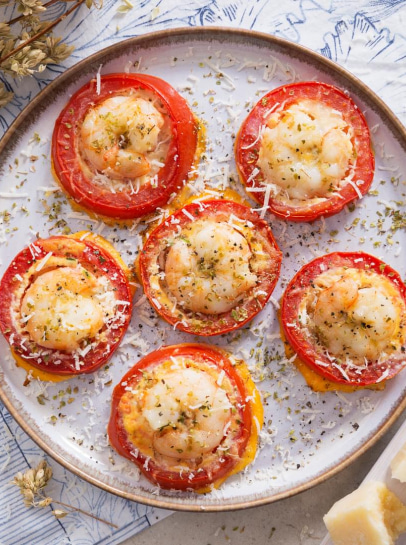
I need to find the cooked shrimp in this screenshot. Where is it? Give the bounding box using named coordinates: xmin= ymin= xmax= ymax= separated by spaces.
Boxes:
xmin=312 ymin=271 xmax=401 ymax=361
xmin=21 ymin=267 xmax=104 ymax=351
xmin=165 ymin=219 xmax=257 ymax=314
xmin=141 ymin=367 xmax=232 ymax=460
xmin=81 ymin=95 xmax=164 ymax=179
xmin=257 ymin=99 xmax=354 ymax=200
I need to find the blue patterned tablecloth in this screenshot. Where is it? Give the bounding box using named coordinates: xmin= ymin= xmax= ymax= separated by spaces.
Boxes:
xmin=0 ymin=405 xmax=169 ymax=545
xmin=1 ymin=1 xmax=406 ymax=544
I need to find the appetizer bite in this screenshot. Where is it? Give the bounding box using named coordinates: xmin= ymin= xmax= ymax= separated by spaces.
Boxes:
xmin=235 ymin=82 xmax=374 ymax=222
xmin=139 ymin=199 xmax=282 ymax=336
xmin=108 ymin=343 xmax=263 ymax=491
xmin=281 ymin=252 xmax=406 ymax=389
xmin=52 ymin=73 xmax=202 ymax=221
xmin=0 ymin=233 xmax=133 ymax=381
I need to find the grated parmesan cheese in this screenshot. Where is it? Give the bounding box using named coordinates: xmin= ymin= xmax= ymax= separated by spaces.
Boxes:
xmin=96 ymin=64 xmax=103 ymax=95
xmin=35 ymin=251 xmax=53 ymax=272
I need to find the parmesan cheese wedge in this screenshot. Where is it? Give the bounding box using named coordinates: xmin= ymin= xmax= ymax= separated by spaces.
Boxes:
xmin=323 ymin=481 xmax=406 ymax=545
xmin=391 ymin=443 xmax=406 ymax=483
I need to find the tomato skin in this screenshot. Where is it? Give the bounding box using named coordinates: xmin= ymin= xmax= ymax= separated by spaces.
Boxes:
xmin=281 ymin=252 xmax=406 ymax=385
xmin=0 ymin=236 xmax=133 ymax=376
xmin=52 ymin=73 xmax=199 ymax=220
xmin=139 ymin=199 xmax=283 ymax=336
xmin=235 ymin=81 xmax=375 ymax=222
xmin=107 ymin=343 xmax=254 ymax=491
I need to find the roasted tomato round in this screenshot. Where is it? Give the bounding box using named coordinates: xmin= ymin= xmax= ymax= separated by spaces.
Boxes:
xmin=235 ymin=81 xmax=374 ymax=222
xmin=0 ymin=233 xmax=133 ymax=379
xmin=52 ymin=73 xmax=201 ymax=220
xmin=108 ymin=343 xmax=263 ymax=491
xmin=281 ymin=252 xmax=406 ymax=386
xmin=139 ymin=199 xmax=282 ymax=336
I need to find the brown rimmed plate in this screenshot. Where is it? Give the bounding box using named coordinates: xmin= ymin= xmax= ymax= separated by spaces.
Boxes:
xmin=1 ymin=27 xmax=406 ymax=511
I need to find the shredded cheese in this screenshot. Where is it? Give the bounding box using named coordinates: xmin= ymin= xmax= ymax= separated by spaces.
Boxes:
xmin=35 ymin=251 xmax=53 ymax=272
xmin=96 ymin=64 xmax=103 ymax=95
xmin=348 ymin=180 xmax=363 ymax=199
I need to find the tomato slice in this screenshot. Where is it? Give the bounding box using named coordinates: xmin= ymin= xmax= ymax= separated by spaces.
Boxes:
xmin=52 ymin=73 xmax=200 ymax=220
xmin=235 ymin=82 xmax=374 ymax=222
xmin=139 ymin=199 xmax=282 ymax=336
xmin=281 ymin=252 xmax=406 ymax=386
xmin=107 ymin=343 xmax=263 ymax=491
xmin=0 ymin=234 xmax=133 ymax=377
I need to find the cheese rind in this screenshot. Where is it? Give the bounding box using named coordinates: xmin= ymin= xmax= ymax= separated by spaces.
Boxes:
xmin=324 ymin=481 xmax=406 ymax=545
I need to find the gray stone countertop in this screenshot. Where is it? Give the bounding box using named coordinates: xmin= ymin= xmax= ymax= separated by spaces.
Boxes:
xmin=122 ymin=410 xmax=405 ymax=545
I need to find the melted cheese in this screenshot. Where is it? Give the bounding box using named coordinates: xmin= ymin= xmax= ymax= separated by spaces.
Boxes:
xmin=205 ymin=355 xmax=264 ymax=492
xmin=280 ymin=318 xmax=384 ymax=393
xmin=12 ymin=348 xmax=70 ymax=383
xmin=257 ymin=99 xmax=354 ymax=200
xmin=292 ymin=350 xmax=384 ymax=393
xmin=168 ymin=186 xmax=249 ymax=216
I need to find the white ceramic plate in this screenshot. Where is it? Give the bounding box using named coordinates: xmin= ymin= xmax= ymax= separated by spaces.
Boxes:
xmin=1 ymin=28 xmax=406 ymax=511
